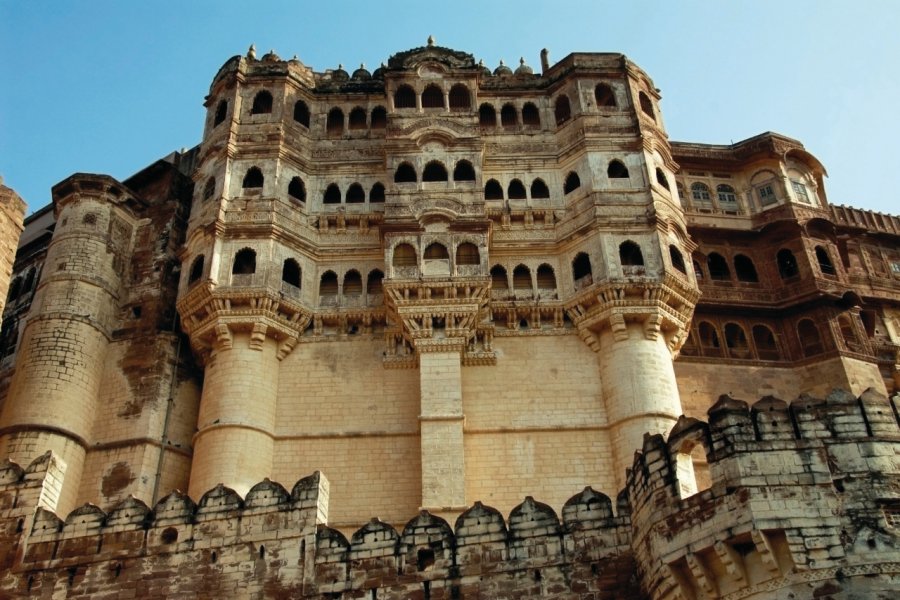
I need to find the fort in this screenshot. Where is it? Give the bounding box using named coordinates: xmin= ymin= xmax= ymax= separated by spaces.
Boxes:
xmin=0 ymin=40 xmax=898 ymax=597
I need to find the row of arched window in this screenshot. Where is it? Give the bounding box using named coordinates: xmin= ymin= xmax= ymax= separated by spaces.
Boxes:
xmin=693 ymin=246 xmax=836 ymax=283
xmin=479 ymin=102 xmax=541 ymax=128
xmin=685 ymin=182 xmax=739 ymax=209
xmin=394 ymin=160 xmax=475 ymax=183
xmin=391 ymin=242 xmax=480 ymax=268
xmin=7 ymin=267 xmax=38 ymax=304
xmin=319 ymin=269 xmax=384 ymax=299
xmin=684 ymin=321 xmax=783 ymax=361
xmin=393 ymin=83 xmax=472 ymax=111
xmin=490 ymin=264 xmax=557 ymax=294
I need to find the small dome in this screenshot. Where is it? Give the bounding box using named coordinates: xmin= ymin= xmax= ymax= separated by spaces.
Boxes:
xmin=289 ymin=55 xmax=301 ymax=65
xmin=247 ymin=44 xmax=257 ymax=60
xmin=332 ymin=63 xmax=349 ymax=82
xmin=372 ymin=62 xmax=386 ymax=79
xmin=478 ymin=59 xmax=492 ymax=77
xmin=515 ymin=57 xmax=533 ymax=76
xmin=352 ymin=63 xmax=371 ymax=80
xmin=493 ymin=59 xmax=512 ymax=76
xmin=261 ymin=49 xmax=281 ymax=63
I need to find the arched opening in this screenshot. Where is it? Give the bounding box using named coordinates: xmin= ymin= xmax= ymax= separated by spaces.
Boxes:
xmin=501 ymin=104 xmax=517 ymax=128
xmin=716 ymin=184 xmax=737 ymax=209
xmin=484 ymin=179 xmax=503 ymax=200
xmin=607 ymin=160 xmax=629 ymax=179
xmin=797 ymin=319 xmax=824 ymax=356
xmin=816 ymin=246 xmax=836 ymax=276
xmin=319 ymin=271 xmax=338 ymax=296
xmin=422 ymin=161 xmax=448 ymax=182
xmin=564 ymin=171 xmax=581 ymax=194
xmin=326 ymin=108 xmax=344 ymax=137
xmin=638 ymin=91 xmax=655 ymax=120
xmin=707 ymin=253 xmax=730 ymax=281
xmin=777 ymin=249 xmax=799 ymax=279
xmin=424 ymin=243 xmax=449 ymax=260
xmin=531 ymin=179 xmax=549 ymax=199
xmin=508 ymin=179 xmax=526 ymax=200
xmin=522 ymin=102 xmax=540 ymax=126
xmin=370 ymin=106 xmax=387 ymax=129
xmin=232 ymin=248 xmax=256 ymax=275
xmin=698 ymin=322 xmax=721 ymax=356
xmin=619 ymin=241 xmax=644 ymax=266
xmin=479 ymin=103 xmax=497 ymax=127
xmin=203 ymin=177 xmax=216 ymax=201
xmin=7 ymin=278 xmax=21 ymax=302
xmin=724 ymin=323 xmax=750 ymax=358
xmin=453 ymin=160 xmax=475 ymax=182
xmin=394 ymin=163 xmax=417 ymax=183
xmin=293 ymin=100 xmax=310 ymax=127
xmin=513 ymin=265 xmax=532 ymax=291
xmin=456 ymin=242 xmax=479 ymax=268
xmin=421 ymin=84 xmax=444 ymax=109
xmin=838 ymin=315 xmax=859 ymax=351
xmin=188 ymin=255 xmax=205 ymax=284
xmin=344 ymin=270 xmax=362 ymax=296
xmin=734 ymin=254 xmax=759 ymax=282
xmin=367 ymin=269 xmax=384 ymax=296
xmin=251 ymin=90 xmax=273 ymax=115
xmin=348 ymin=107 xmax=367 ymax=130
xmin=693 ymin=259 xmax=704 ymax=280
xmin=0 ymin=318 xmax=18 ymax=358
xmin=282 ymin=259 xmax=301 ymax=288
xmin=394 ymin=85 xmax=416 ymax=109
xmin=323 ymin=183 xmax=341 ymax=204
xmin=675 ymin=442 xmax=710 ymax=498
xmin=370 ymin=182 xmax=385 ymax=203
xmin=594 ymin=83 xmax=616 ymax=107
xmin=449 ymin=84 xmax=471 ymax=111
xmin=536 ymin=264 xmax=556 ymax=290
xmin=490 ymin=265 xmax=508 ymax=291
xmin=572 ymin=252 xmax=593 ymax=287
xmin=242 ymin=167 xmax=264 ymax=189
xmin=393 ymin=244 xmax=417 ymax=267
xmin=554 ymin=94 xmax=572 ymax=125
xmin=288 ymin=177 xmax=306 ymax=202
xmin=655 ymin=168 xmax=670 ymax=190
xmin=669 ymin=246 xmax=686 ymax=274
xmin=346 ymin=183 xmax=365 ymax=203
xmin=691 ymin=183 xmax=711 ymax=205
xmin=214 ymin=99 xmax=228 ymax=126
xmin=753 ymin=325 xmax=780 ymax=360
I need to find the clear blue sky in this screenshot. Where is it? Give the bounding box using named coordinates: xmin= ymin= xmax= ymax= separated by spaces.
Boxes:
xmin=2 ymin=0 xmax=898 ymax=216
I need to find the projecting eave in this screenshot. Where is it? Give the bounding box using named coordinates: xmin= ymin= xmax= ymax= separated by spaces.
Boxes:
xmin=671 ymin=131 xmax=827 ymax=175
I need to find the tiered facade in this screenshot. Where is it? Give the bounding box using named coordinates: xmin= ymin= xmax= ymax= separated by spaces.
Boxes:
xmin=0 ymin=41 xmax=898 ymax=598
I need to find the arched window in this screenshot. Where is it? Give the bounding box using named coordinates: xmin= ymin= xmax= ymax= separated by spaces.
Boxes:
xmin=422 ymin=84 xmax=444 ymax=109
xmin=594 ymin=83 xmax=616 ymax=107
xmin=282 ymin=259 xmax=301 ymax=287
xmin=348 ymin=107 xmax=367 ymax=130
xmin=490 ymin=265 xmax=508 ymax=290
xmin=724 ymin=323 xmax=750 ymax=358
xmin=7 ymin=278 xmax=21 ymax=302
xmin=698 ymin=322 xmax=721 ymax=355
xmin=554 ymin=94 xmax=571 ymax=125
xmin=370 ymin=182 xmax=385 ymax=203
xmin=203 ymin=177 xmax=216 ymax=201
xmin=367 ymin=269 xmax=384 ymax=295
xmin=346 ymin=183 xmax=365 ymax=203
xmin=422 ymin=161 xmax=448 ymax=182
xmin=572 ymin=252 xmax=593 ymax=284
xmin=656 ymin=168 xmax=670 ymax=190
xmin=293 ymin=100 xmax=310 ymax=127
xmin=393 ymin=243 xmax=417 ymax=267
xmin=288 ymin=177 xmax=306 ymax=202
xmin=816 ymin=246 xmax=836 ymax=276
xmin=22 ymin=268 xmax=35 ymax=292
xmin=513 ymin=265 xmax=532 ymax=290
xmin=638 ymin=91 xmax=655 ymax=120
xmin=453 ymin=160 xmax=475 ymax=182
xmin=522 ymin=102 xmax=540 ymax=126
xmin=619 ymin=241 xmax=644 ymax=266
xmin=251 ymin=90 xmax=273 ymax=115
xmin=797 ymin=319 xmax=823 ymax=356
xmin=319 ymin=271 xmax=338 ymax=296
xmin=670 ymin=246 xmax=686 ymax=274
xmin=531 ymin=179 xmax=549 ymax=199
xmin=188 ymin=255 xmax=205 ymax=284
xmin=777 ymin=249 xmax=799 ymax=279
xmin=326 ymin=108 xmax=344 ymax=137
xmin=424 ymin=243 xmax=449 ymax=260
xmin=501 ymin=104 xmax=517 ymax=128
xmin=394 ymin=84 xmax=416 ymax=109
xmin=370 ymin=106 xmax=387 ymax=129
xmin=607 ymin=160 xmax=629 ymax=179
xmin=484 ymin=179 xmax=503 ymax=200
xmin=479 ymin=103 xmax=497 ymax=127
xmin=323 ymin=183 xmax=341 ymax=204
xmin=753 ymin=325 xmax=780 ymax=360
xmin=717 ymin=184 xmax=737 ymax=207
xmin=449 ymin=84 xmax=471 ymax=111
xmin=691 ymin=183 xmax=711 ymax=203
xmin=242 ymin=167 xmax=264 ymax=189
xmin=456 ymin=242 xmax=479 ymax=265
xmin=838 ymin=315 xmax=858 ymax=350
xmin=564 ymin=171 xmax=581 ymax=194
xmin=734 ymin=254 xmax=759 ymax=282
xmin=214 ymin=100 xmax=228 ymax=126
xmin=508 ymin=179 xmax=526 ymax=199
xmin=536 ymin=264 xmax=556 ymax=290
xmin=343 ymin=270 xmax=362 ymax=296
xmin=394 ymin=163 xmax=417 ymax=183
xmin=232 ymin=248 xmax=256 ymax=275
xmin=707 ymin=253 xmax=730 ymax=280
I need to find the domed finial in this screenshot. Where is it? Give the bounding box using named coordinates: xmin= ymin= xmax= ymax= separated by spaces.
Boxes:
xmin=247 ymin=44 xmax=256 ymax=60
xmin=520 ymin=57 xmax=525 ymax=65
xmin=478 ymin=58 xmax=484 ymax=66
xmin=338 ymin=63 xmax=343 ymax=70
xmin=360 ymin=62 xmax=365 ymax=69
xmin=427 ymin=35 xmax=435 ymax=47
xmin=499 ymin=59 xmax=505 ymax=66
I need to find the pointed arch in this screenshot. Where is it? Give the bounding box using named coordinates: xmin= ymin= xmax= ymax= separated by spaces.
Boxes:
xmin=394 ymin=162 xmax=417 ymax=183
xmin=293 ymin=100 xmax=310 ymax=127
xmin=448 ymin=84 xmax=471 ymax=111
xmin=346 ymin=183 xmax=365 ymax=203
xmin=554 ymin=94 xmax=571 ymax=125
xmin=326 ymin=108 xmax=344 ymax=137
xmin=479 ymin=103 xmax=497 ymax=127
xmin=421 ymin=84 xmax=444 ymax=109
xmin=484 ymin=179 xmax=503 ymax=200
xmin=394 ymin=84 xmax=416 ymax=109
xmin=323 ymin=183 xmax=341 ymax=204
xmin=507 ymin=179 xmax=526 ymax=200
xmin=251 ymin=90 xmax=273 ymax=114
xmin=242 ymin=167 xmax=264 ymax=189
xmin=531 ymin=178 xmax=549 ymax=199
xmin=422 ymin=161 xmax=448 ymax=182
xmin=453 ymin=160 xmax=475 ymax=182
xmin=563 ymin=171 xmax=581 ymax=194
